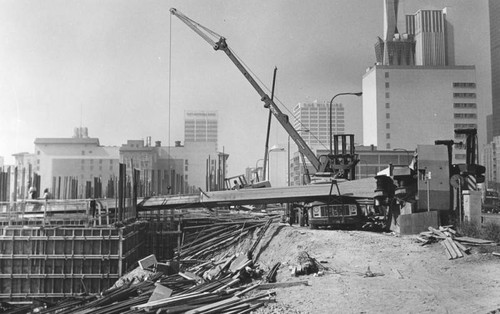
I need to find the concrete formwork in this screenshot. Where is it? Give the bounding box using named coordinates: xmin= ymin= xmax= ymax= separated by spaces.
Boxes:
xmin=0 ymin=220 xmax=147 ymax=301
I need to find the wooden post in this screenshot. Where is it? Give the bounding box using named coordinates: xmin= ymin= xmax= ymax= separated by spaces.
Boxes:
xmin=118 ymin=163 xmax=125 ymax=222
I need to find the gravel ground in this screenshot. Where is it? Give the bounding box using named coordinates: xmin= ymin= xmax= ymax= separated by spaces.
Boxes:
xmin=251 ymin=223 xmax=500 ymax=314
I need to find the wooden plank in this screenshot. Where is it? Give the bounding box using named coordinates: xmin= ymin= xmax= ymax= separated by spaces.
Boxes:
xmin=428 ymin=227 xmax=447 ymax=238
xmin=440 ymin=241 xmax=453 ymax=259
xmin=453 ymin=240 xmax=471 ymax=254
xmin=454 ymin=236 xmax=495 ymax=244
xmin=446 ymin=238 xmax=463 ymax=258
xmin=255 ymin=281 xmax=309 ymax=289
xmin=441 ymin=240 xmax=457 ymax=259
xmin=184 ymin=296 xmax=241 ymax=314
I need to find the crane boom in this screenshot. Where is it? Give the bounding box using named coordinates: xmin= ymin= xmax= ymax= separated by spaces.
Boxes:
xmin=170 ymin=8 xmax=322 ymax=171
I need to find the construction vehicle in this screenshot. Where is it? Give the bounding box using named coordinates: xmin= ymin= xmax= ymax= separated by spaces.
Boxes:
xmin=169 ymin=8 xmax=359 ymax=181
xmin=170 ymin=9 xmax=365 ymax=228
xmin=223 ymin=175 xmax=270 ymax=190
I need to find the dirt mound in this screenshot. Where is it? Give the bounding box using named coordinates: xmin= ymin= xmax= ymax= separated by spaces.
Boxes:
xmin=252 ymin=222 xmax=500 ymax=314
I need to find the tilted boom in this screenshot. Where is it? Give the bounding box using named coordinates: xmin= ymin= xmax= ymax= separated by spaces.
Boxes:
xmin=170 ymin=8 xmax=323 ymax=171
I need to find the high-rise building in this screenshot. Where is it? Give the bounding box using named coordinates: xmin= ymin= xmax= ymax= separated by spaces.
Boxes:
xmin=364 ymin=3 xmax=478 ymax=162
xmin=363 ymin=65 xmax=477 ymax=160
xmin=184 ymin=111 xmax=218 ymax=150
xmin=490 ymin=0 xmax=500 ymax=138
xmin=411 ymin=9 xmax=448 ymax=66
xmin=292 ymin=101 xmax=345 ymax=149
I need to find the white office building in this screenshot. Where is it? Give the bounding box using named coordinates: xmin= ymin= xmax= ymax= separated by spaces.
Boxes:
xmin=292 ymin=101 xmax=345 ymax=149
xmin=362 ymin=65 xmax=477 ymax=162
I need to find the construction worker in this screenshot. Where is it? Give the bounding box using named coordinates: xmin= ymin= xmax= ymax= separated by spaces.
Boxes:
xmin=42 ymin=188 xmax=51 ymax=200
xmin=28 ymin=186 xmax=37 ymax=199
xmin=232 ymin=180 xmax=240 ymax=190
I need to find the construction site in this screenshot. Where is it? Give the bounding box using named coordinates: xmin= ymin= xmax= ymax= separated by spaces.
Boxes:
xmin=1 ymin=5 xmax=500 ymax=314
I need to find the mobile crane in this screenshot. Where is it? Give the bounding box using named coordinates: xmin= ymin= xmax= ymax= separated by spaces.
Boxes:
xmin=170 ymin=8 xmax=359 ymax=181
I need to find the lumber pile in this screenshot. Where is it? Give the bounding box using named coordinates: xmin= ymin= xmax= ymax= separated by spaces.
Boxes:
xmin=178 ymin=217 xmax=274 ymax=260
xmin=417 ymin=226 xmax=473 ymax=260
xmin=37 ymin=216 xmax=279 ymax=314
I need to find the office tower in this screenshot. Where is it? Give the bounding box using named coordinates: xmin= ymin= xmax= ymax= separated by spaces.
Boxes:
xmin=363 ymin=65 xmax=477 ymax=160
xmin=292 ymin=101 xmax=345 ymax=149
xmin=184 ymin=111 xmax=218 ymax=149
xmin=491 ymin=0 xmax=500 ymax=138
xmin=364 ymin=2 xmax=478 ymax=162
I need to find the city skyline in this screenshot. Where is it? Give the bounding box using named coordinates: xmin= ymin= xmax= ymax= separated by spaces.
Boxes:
xmin=0 ymin=0 xmax=491 ymax=176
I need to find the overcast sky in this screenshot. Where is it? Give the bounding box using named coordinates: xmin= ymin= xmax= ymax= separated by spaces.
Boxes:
xmin=0 ymin=0 xmax=490 ymax=177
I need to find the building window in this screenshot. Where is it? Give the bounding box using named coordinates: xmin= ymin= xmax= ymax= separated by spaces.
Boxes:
xmin=99 ymin=159 xmax=103 ymax=164
xmin=82 ymin=151 xmax=85 ymax=155
xmin=386 ymin=143 xmax=391 ymax=149
xmin=385 ymin=82 xmax=390 ymax=88
xmin=385 ymin=72 xmax=389 ymax=78
xmin=386 ymin=133 xmax=391 ymax=139
xmin=386 ymin=123 xmax=390 ymax=129
xmin=453 ymin=82 xmax=476 ymax=88
xmin=453 ymin=103 xmax=477 ymax=109
xmin=185 ymin=165 xmax=188 ymax=171
xmin=454 ymin=123 xmax=477 ymax=129
xmin=385 ymin=103 xmax=390 ymax=109
xmin=386 ymin=113 xmax=390 ymax=119
xmin=385 ymin=92 xmax=390 ymax=98
xmin=454 ymin=113 xmax=477 ymax=119
xmin=453 ymin=93 xmax=476 ymax=98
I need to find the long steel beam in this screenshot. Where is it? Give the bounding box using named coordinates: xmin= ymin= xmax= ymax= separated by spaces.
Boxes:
xmin=138 ymin=178 xmax=376 ymax=211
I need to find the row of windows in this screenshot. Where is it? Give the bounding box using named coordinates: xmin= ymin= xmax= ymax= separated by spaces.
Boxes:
xmin=382 ymin=87 xmax=475 ymax=100
xmin=454 ymin=123 xmax=477 ymax=129
xmin=81 ymin=166 xmax=114 ymax=171
xmin=80 ymin=159 xmax=114 ymax=164
xmin=81 ymin=159 xmax=115 ymax=164
xmin=454 ymin=113 xmax=477 ymax=119
xmin=453 ymin=82 xmax=476 ymax=88
xmin=454 ymin=103 xmax=476 ymax=109
xmin=454 ymin=93 xmax=476 ymax=98
xmin=185 ymin=122 xmax=218 ymax=127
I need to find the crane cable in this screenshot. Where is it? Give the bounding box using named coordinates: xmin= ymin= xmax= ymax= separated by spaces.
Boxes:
xmin=229 ymin=47 xmax=329 ymax=151
xmin=171 ymin=11 xmax=329 ymax=152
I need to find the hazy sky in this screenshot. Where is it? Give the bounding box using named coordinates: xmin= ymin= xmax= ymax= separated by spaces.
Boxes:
xmin=0 ymin=0 xmax=490 ymax=177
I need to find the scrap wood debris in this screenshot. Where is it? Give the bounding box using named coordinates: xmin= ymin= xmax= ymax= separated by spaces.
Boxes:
xmin=417 ymin=225 xmax=497 ymax=260
xmin=289 ymin=251 xmax=330 ymax=277
xmin=31 ymin=216 xmax=284 ymax=314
